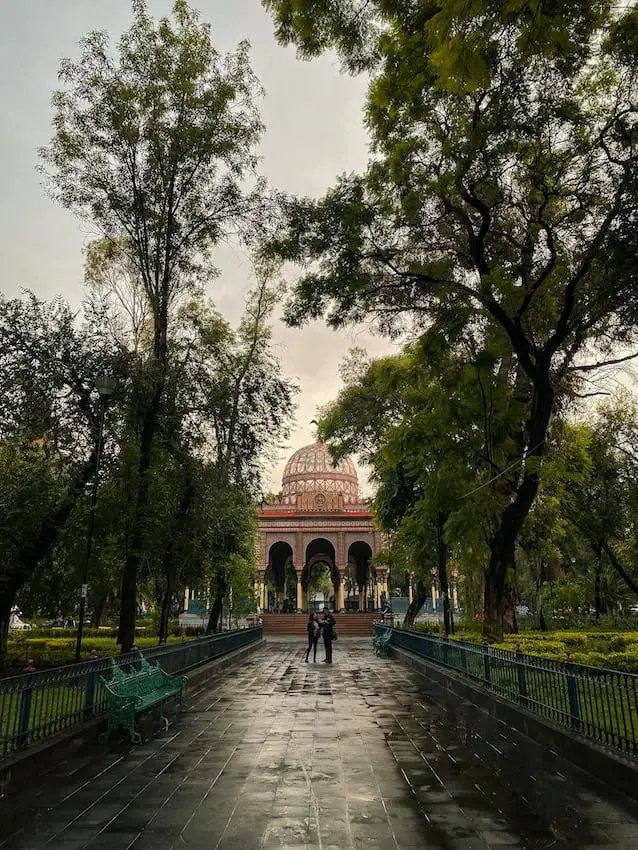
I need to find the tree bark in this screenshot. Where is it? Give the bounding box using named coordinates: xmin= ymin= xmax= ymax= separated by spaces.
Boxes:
xmin=158 ymin=576 xmax=173 ymax=644
xmin=594 ymin=559 xmax=602 ymax=622
xmin=91 ymin=591 xmax=108 ymax=629
xmin=536 ymin=568 xmax=548 ymax=632
xmin=0 ymin=581 xmax=18 ymax=674
xmin=403 ymin=579 xmax=427 ymax=625
xmin=207 ymin=587 xmax=225 ymax=634
xmin=119 ymin=371 xmax=166 ymax=653
xmin=502 ymin=583 xmax=518 ymax=635
xmin=435 ymin=513 xmax=454 ymax=636
xmin=483 ymin=380 xmax=554 ymax=641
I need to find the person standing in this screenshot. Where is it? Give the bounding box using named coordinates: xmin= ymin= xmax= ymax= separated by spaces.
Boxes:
xmin=305 ymin=612 xmax=320 ymax=662
xmin=319 ymin=607 xmax=336 ymax=664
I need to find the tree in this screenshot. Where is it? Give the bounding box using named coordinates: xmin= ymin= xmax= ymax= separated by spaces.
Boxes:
xmin=0 ymin=294 xmax=120 ymax=668
xmin=564 ymin=397 xmax=638 ymax=603
xmin=40 ymin=0 xmax=266 ymax=651
xmin=186 ymin=283 xmax=296 ymax=632
xmin=319 ymin=333 xmax=525 ymax=633
xmin=262 ymin=1 xmax=638 ymax=639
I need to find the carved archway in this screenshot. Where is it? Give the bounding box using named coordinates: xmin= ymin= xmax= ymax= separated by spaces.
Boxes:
xmin=348 ymin=540 xmax=374 ymax=610
xmin=267 ymin=541 xmax=293 ymax=611
xmin=302 ymin=538 xmax=338 ymax=610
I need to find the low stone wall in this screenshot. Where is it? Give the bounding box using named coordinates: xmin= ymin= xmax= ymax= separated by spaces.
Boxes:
xmin=0 ymin=638 xmax=263 ymax=799
xmin=391 ymin=644 xmax=638 ymax=803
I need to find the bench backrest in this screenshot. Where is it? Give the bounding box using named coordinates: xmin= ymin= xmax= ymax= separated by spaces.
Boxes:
xmin=102 ymin=655 xmax=165 ymax=698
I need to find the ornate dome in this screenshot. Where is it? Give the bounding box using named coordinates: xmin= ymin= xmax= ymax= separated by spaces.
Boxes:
xmin=281 ymin=440 xmax=359 ymax=505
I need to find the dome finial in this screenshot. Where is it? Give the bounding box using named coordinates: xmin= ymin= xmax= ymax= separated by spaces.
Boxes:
xmin=310 ymin=418 xmax=320 ymax=442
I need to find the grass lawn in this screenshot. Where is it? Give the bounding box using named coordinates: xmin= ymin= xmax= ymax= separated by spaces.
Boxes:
xmin=1 ymin=634 xmax=199 ymax=757
xmin=405 ymin=626 xmax=638 ymax=753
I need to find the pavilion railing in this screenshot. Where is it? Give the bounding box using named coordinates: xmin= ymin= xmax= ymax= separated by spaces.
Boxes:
xmin=375 ymin=625 xmax=638 ymax=757
xmin=0 ymin=627 xmax=262 ymax=761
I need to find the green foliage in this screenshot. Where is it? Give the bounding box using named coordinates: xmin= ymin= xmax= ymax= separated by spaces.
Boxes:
xmin=40 ymin=0 xmax=265 ymax=307
xmin=263 ymin=0 xmax=638 ymax=639
xmin=0 ymin=294 xmax=124 ymax=666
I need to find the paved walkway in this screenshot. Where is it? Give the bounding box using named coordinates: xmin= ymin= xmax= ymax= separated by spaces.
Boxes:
xmin=2 ymin=639 xmax=638 ymax=849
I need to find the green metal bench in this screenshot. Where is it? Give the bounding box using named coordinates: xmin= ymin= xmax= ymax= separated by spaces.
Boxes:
xmin=373 ymin=629 xmax=393 ymax=657
xmin=99 ymin=653 xmax=187 ymax=744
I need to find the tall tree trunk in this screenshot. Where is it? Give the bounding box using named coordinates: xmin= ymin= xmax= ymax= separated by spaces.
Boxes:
xmin=594 ymin=557 xmax=602 ymax=622
xmin=207 ymin=589 xmax=225 ymax=634
xmin=119 ymin=372 xmax=165 ymax=653
xmin=502 ymin=582 xmax=518 ymax=635
xmin=158 ymin=576 xmax=173 ymax=645
xmin=436 ymin=513 xmax=454 ymax=636
xmin=158 ymin=472 xmax=195 ymax=645
xmin=403 ymin=579 xmax=427 ymax=625
xmin=536 ymin=567 xmax=548 ymax=632
xmin=91 ymin=591 xmax=108 ymax=629
xmin=0 ymin=582 xmax=18 ymax=674
xmin=539 ymin=607 xmax=548 ymax=632
xmin=483 ymin=380 xmax=554 ymax=641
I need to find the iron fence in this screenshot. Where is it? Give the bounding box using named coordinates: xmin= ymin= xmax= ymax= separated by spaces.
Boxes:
xmin=375 ymin=625 xmax=638 ymax=757
xmin=0 ymin=627 xmax=262 ymax=760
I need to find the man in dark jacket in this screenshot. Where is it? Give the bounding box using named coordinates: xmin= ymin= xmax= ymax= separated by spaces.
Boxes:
xmin=319 ymin=607 xmax=336 ymax=664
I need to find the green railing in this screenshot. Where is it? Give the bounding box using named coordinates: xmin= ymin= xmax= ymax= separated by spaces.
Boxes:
xmin=0 ymin=627 xmax=262 ymax=760
xmin=375 ymin=625 xmax=638 ymax=757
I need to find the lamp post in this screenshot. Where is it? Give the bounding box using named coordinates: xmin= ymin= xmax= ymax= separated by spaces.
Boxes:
xmin=74 ymin=375 xmax=117 ymax=663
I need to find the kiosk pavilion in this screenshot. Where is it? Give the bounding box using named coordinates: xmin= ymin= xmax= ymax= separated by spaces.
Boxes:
xmin=256 ymin=440 xmax=389 ymax=616
xmin=183 ymin=440 xmax=420 ymax=634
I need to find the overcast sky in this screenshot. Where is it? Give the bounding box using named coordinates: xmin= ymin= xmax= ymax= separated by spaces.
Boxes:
xmin=0 ymin=0 xmax=395 ymax=495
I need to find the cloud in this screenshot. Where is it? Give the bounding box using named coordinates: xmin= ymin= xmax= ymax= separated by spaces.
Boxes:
xmin=0 ymin=0 xmax=393 ymax=493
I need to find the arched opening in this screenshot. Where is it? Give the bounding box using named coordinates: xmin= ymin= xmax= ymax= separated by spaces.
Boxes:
xmin=348 ymin=541 xmax=374 ymax=611
xmin=302 ymin=538 xmax=338 ymax=612
xmin=267 ymin=541 xmax=293 ymax=612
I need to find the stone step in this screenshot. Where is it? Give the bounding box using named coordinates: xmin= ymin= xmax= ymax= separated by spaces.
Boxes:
xmin=260 ymin=613 xmax=378 ymax=636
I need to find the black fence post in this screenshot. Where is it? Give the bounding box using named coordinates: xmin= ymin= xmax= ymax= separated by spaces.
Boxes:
xmin=459 ymin=642 xmax=467 ymax=675
xmin=565 ymin=655 xmax=582 ymax=732
xmin=515 ymin=646 xmax=527 ymax=706
xmin=482 ymin=642 xmax=491 ymax=685
xmin=83 ymin=670 xmax=97 ymax=720
xmin=17 ymin=682 xmax=33 ymax=750
xmin=442 ymin=635 xmax=449 ymax=667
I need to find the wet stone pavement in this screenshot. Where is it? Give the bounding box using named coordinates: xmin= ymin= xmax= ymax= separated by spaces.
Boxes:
xmin=2 ymin=639 xmax=638 ymax=849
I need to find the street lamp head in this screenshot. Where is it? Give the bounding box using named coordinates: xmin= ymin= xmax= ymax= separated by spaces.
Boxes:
xmin=94 ymin=375 xmax=117 ymax=398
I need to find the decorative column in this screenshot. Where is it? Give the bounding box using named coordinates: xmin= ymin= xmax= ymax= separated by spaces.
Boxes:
xmin=382 ymin=569 xmax=389 ymax=598
xmin=296 ymin=570 xmax=303 ymax=612
xmin=336 ymin=569 xmax=346 ymax=612
xmin=358 ymin=584 xmax=365 ymax=612
xmin=408 ymin=573 xmax=414 ymax=604
xmin=257 ymin=570 xmax=266 ymax=609
xmin=452 ymin=569 xmax=459 ymax=610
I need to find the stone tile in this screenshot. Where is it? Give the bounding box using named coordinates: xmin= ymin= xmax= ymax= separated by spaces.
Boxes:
xmin=2 ymin=640 xmax=638 ymax=850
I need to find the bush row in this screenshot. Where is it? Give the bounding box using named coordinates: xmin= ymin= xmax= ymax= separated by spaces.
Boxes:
xmin=10 ymin=624 xmax=209 ymax=641
xmin=4 ymin=634 xmax=201 ymax=671
xmin=404 ymin=624 xmax=638 ymax=673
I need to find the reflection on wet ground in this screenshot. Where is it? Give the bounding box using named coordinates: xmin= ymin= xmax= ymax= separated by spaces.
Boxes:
xmin=1 ymin=638 xmax=637 ymax=849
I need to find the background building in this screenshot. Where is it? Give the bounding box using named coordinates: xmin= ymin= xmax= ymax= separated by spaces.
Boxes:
xmin=256 ymin=440 xmax=388 ymax=612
